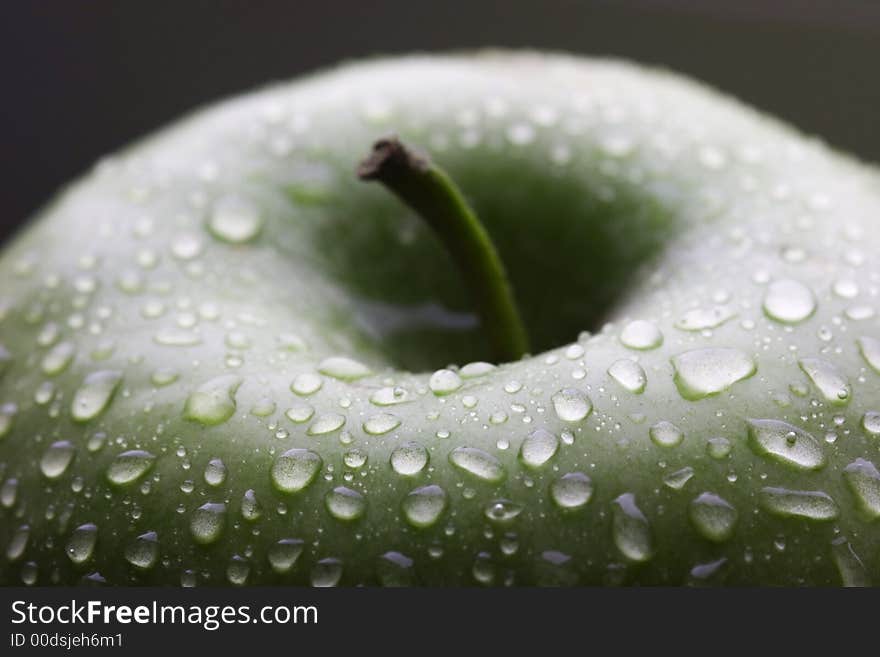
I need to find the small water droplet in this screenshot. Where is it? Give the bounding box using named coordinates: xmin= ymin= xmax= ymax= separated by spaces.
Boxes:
xmin=671 ymin=348 xmax=756 ymax=400
xmin=747 ymin=419 xmax=825 ymax=470
xmin=268 ymin=538 xmax=304 ymax=574
xmin=291 ymin=372 xmax=323 ymax=396
xmin=551 ymin=388 xmax=593 ymax=422
xmin=649 ymin=420 xmax=684 ymax=448
xmin=798 ymin=358 xmax=850 ymax=405
xmin=124 ymin=531 xmax=159 ymax=569
xmin=706 ymin=437 xmax=732 ymax=459
xmin=460 ymin=362 xmax=496 ymax=378
xmin=449 ymin=446 xmax=506 ymax=482
xmin=483 ymin=498 xmax=522 ymax=522
xmin=203 ymin=458 xmax=227 ymax=486
xmin=663 ymin=466 xmax=695 ymax=490
xmin=324 ymin=486 xmax=366 ymax=521
xmin=310 ymin=557 xmax=343 ymax=587
xmin=831 ymin=537 xmax=870 ymax=587
xmin=760 ymin=487 xmax=839 ymax=520
xmin=40 ymin=440 xmax=76 ymax=479
xmin=240 ymin=489 xmax=262 ymax=521
xmin=208 ymin=194 xmax=263 ymax=243
xmin=861 ymin=411 xmax=880 ymax=436
xmin=41 ymin=341 xmax=75 ymax=376
xmin=519 ymin=428 xmax=559 ymax=468
xmin=307 ymin=413 xmax=345 ymax=435
xmin=285 ymin=403 xmax=314 ymax=424
xmin=390 ymin=441 xmax=429 ymax=475
xmin=675 ymin=306 xmax=736 ymax=331
xmin=842 ymin=458 xmax=880 ymax=519
xmin=763 ymin=279 xmax=815 ymax=323
xmin=71 ymin=370 xmax=122 ymax=422
xmin=66 ymin=523 xmax=98 ymax=564
xmin=857 ymin=336 xmax=880 ymax=373
xmin=106 ymin=450 xmax=156 ymax=486
xmin=689 ymin=493 xmax=738 ymax=542
xmin=6 ymin=525 xmax=29 ymax=561
xmin=620 ymin=320 xmax=663 ymax=350
xmin=317 ymin=356 xmax=370 ymax=381
xmin=550 ymin=472 xmax=593 ymax=509
xmin=226 ymin=555 xmax=251 ymax=586
xmin=183 ymin=375 xmax=241 ymax=426
xmin=271 ymin=448 xmax=322 ymax=493
xmin=612 ymin=493 xmax=653 ymax=562
xmin=607 ymin=359 xmax=647 ymax=394
xmin=363 ymin=412 xmax=401 ymax=435
xmin=189 ymin=503 xmax=226 ymax=544
xmin=429 ymin=369 xmax=463 ymax=395
xmin=402 ymin=484 xmax=447 ymax=528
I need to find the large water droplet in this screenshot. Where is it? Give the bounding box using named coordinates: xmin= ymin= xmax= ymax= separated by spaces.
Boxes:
xmin=449 ymin=446 xmax=505 ymax=482
xmin=607 ymin=359 xmax=647 ymax=394
xmin=227 ymin=555 xmax=251 ymax=586
xmin=689 ymin=493 xmax=737 ymax=542
xmin=460 ymin=362 xmax=496 ymax=378
xmin=759 ymin=487 xmax=839 ymax=520
xmin=189 ymin=503 xmax=226 ymax=545
xmin=271 ymin=448 xmax=322 ymax=493
xmin=41 ymin=341 xmax=75 ymax=376
xmin=106 ymin=450 xmax=156 ymax=486
xmin=325 ymin=486 xmax=366 ymax=521
xmin=612 ymin=493 xmax=653 ymax=562
xmin=317 ymin=356 xmax=370 ymax=381
xmin=798 ymin=358 xmax=850 ymax=405
xmin=183 ymin=375 xmax=241 ymax=426
xmin=208 ymin=194 xmax=263 ymax=243
xmin=747 ymin=418 xmax=825 ymax=470
xmin=671 ymin=348 xmax=756 ymax=400
xmin=620 ymin=320 xmax=663 ymax=350
xmin=763 ymin=279 xmax=815 ymax=323
xmin=363 ymin=412 xmax=401 ymax=435
xmin=0 ymin=478 xmax=18 ymax=508
xmin=551 ymin=388 xmax=593 ymax=422
xmin=842 ymin=458 xmax=880 ymax=519
xmin=268 ymin=538 xmax=304 ymax=574
xmin=291 ymin=372 xmax=323 ymax=396
xmin=402 ymin=484 xmax=447 ymax=528
xmin=307 ymin=413 xmax=345 ymax=435
xmin=124 ymin=531 xmax=159 ymax=570
xmin=40 ymin=440 xmax=76 ymax=479
xmin=390 ymin=441 xmax=429 ymax=475
xmin=483 ymin=498 xmax=522 ymax=522
xmin=240 ymin=489 xmax=262 ymax=521
xmin=204 ymin=458 xmax=227 ymax=486
xmin=369 ymin=386 xmax=410 ymax=406
xmin=663 ymin=466 xmax=695 ymax=490
xmin=66 ymin=523 xmax=98 ymax=564
xmin=649 ymin=420 xmax=684 ymax=448
xmin=519 ymin=428 xmax=559 ymax=468
xmin=550 ymin=472 xmax=593 ymax=509
xmin=429 ymin=369 xmax=462 ymax=395
xmin=71 ymin=370 xmax=122 ymax=422
xmin=861 ymin=411 xmax=880 ymax=436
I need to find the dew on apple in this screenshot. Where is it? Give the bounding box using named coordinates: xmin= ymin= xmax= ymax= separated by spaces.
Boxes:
xmin=71 ymin=370 xmax=123 ymax=422
xmin=180 ymin=570 xmax=197 ymax=588
xmin=363 ymin=412 xmax=401 ymax=435
xmin=671 ymin=347 xmax=756 ymax=401
xmin=268 ymin=538 xmax=304 ymax=574
xmin=663 ymin=466 xmax=695 ymax=490
xmin=0 ymin=477 xmax=18 ymax=508
xmin=857 ymin=336 xmax=880 ymax=373
xmin=607 ymin=359 xmax=647 ymax=394
xmin=311 ymin=557 xmax=343 ymax=587
xmin=762 ymin=279 xmax=816 ymax=323
xmin=449 ymin=446 xmax=506 ymax=482
xmin=240 ymin=488 xmax=263 ymax=521
xmin=842 ymin=458 xmax=880 ymax=518
xmin=271 ymin=448 xmax=322 ymax=493
xmin=106 ymin=449 xmax=156 ymax=486
xmin=124 ymin=531 xmax=159 ymax=570
xmin=150 ymin=368 xmax=179 ymax=387
xmin=40 ymin=440 xmax=76 ymax=479
xmin=674 ymin=306 xmax=736 ymax=331
xmin=612 ymin=493 xmax=653 ymax=562
xmin=619 ymin=319 xmax=663 ymax=350
xmin=36 ymin=322 xmax=60 ymax=347
xmin=286 ymin=403 xmax=315 ymax=423
xmin=503 ymin=380 xmax=523 ymax=394
xmin=34 ymin=380 xmax=55 ymax=406
xmin=830 ymin=538 xmax=870 ymax=587
xmin=489 ymin=410 xmax=508 ymax=424
xmin=550 ymin=471 xmax=593 ymax=509
xmin=378 ymin=551 xmax=415 ymax=586
xmin=6 ymin=525 xmax=30 ymax=561
xmin=170 ymin=233 xmax=203 ymax=260
xmin=307 ymin=412 xmax=345 ymax=435
xmin=428 ymin=368 xmax=463 ymax=395
xmin=689 ymin=492 xmax=737 ymax=542
xmin=550 ymin=388 xmax=593 ymax=422
xmin=460 ymin=361 xmax=496 ymax=378
xmin=390 ymin=441 xmax=428 ymax=475
xmin=152 ymin=327 xmax=202 ymax=347
xmin=189 ymin=502 xmax=227 ymax=545
xmin=0 ymin=402 xmax=16 ymax=438
xmin=484 ymin=498 xmax=523 ymax=522
xmin=649 ymin=420 xmax=683 ymax=448
xmin=208 ymin=194 xmax=263 ymax=244
xmin=204 ymin=457 xmax=227 ymax=486
xmin=369 ymin=386 xmax=409 ymax=406
xmin=317 ymin=356 xmax=371 ymax=381
xmin=250 ymin=397 xmax=276 ymax=417
xmin=747 ymin=418 xmax=825 ymax=470
xmin=40 ymin=341 xmax=75 ymax=376
xmin=472 ymin=551 xmax=495 ymax=585
xmin=519 ymin=428 xmax=560 ymax=468
xmin=860 ymin=411 xmax=880 ymax=437
xmin=402 ymin=484 xmax=447 ymax=528
xmin=706 ymin=437 xmax=732 ymax=459
xmin=66 ymin=522 xmax=98 ymax=564
xmin=759 ymin=487 xmax=839 ymax=520
xmin=343 ymin=448 xmax=367 ymax=469
xmin=183 ymin=374 xmax=241 ymax=426
xmin=798 ymin=357 xmax=850 ymax=405
xmin=20 ymin=562 xmax=37 ymax=586
xmin=225 ymin=555 xmax=250 ymax=586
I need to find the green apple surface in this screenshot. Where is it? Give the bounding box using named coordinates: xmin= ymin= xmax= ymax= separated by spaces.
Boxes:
xmin=1 ymin=52 xmax=879 ymax=586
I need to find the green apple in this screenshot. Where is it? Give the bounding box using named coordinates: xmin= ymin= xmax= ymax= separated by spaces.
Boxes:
xmin=1 ymin=51 xmax=879 ymax=586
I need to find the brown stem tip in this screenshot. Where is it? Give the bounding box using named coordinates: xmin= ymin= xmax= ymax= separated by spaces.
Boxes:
xmin=357 ymin=137 xmax=430 ymax=182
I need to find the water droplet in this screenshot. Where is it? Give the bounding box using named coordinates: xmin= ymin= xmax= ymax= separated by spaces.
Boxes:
xmin=317 ymin=356 xmax=370 ymax=381
xmin=250 ymin=397 xmax=276 ymax=417
xmin=842 ymin=458 xmax=880 ymax=519
xmin=189 ymin=503 xmax=226 ymax=544
xmin=183 ymin=375 xmax=241 ymax=426
xmin=151 ymin=368 xmax=179 ymax=387
xmin=472 ymin=551 xmax=495 ymax=585
xmin=343 ymin=448 xmax=367 ymax=469
xmin=675 ymin=306 xmax=736 ymax=331
xmin=106 ymin=450 xmax=156 ymax=486
xmin=41 ymin=341 xmax=75 ymax=376
xmin=402 ymin=484 xmax=447 ymax=528
xmin=285 ymin=403 xmax=314 ymax=424
xmin=620 ymin=320 xmax=663 ymax=350
xmin=291 ymin=372 xmax=322 ymax=396
xmin=377 ymin=551 xmax=415 ymax=586
xmin=689 ymin=493 xmax=737 ymax=542
xmin=831 ymin=538 xmax=870 ymax=587
xmin=171 ymin=233 xmax=203 ymax=260
xmin=551 ymin=388 xmax=593 ymax=422
xmin=307 ymin=413 xmax=345 ymax=435
xmin=449 ymin=446 xmax=506 ymax=482
xmin=706 ymin=437 xmax=732 ymax=459
xmin=861 ymin=411 xmax=880 ymax=436
xmin=519 ymin=428 xmax=559 ymax=468
xmin=310 ymin=558 xmax=343 ymax=587
xmin=649 ymin=420 xmax=684 ymax=448
xmin=40 ymin=440 xmax=76 ymax=479
xmin=71 ymin=370 xmax=122 ymax=422
xmin=203 ymin=458 xmax=227 ymax=486
xmin=227 ymin=555 xmax=251 ymax=585
xmin=612 ymin=493 xmax=653 ymax=562
xmin=607 ymin=359 xmax=647 ymax=394
xmin=671 ymin=348 xmax=756 ymax=400
xmin=363 ymin=412 xmax=401 ymax=435
xmin=763 ymin=279 xmax=815 ymax=323
xmin=240 ymin=489 xmax=262 ymax=521
xmin=369 ymin=386 xmax=410 ymax=406
xmin=484 ymin=498 xmax=522 ymax=522
xmin=747 ymin=418 xmax=825 ymax=470
xmin=124 ymin=531 xmax=159 ymax=569
xmin=208 ymin=194 xmax=263 ymax=243
xmin=154 ymin=327 xmax=202 ymax=347
xmin=550 ymin=472 xmax=593 ymax=509
xmin=271 ymin=448 xmax=322 ymax=493
xmin=429 ymin=368 xmax=462 ymax=395
xmin=663 ymin=466 xmax=695 ymax=490
xmin=268 ymin=538 xmax=304 ymax=573
xmin=857 ymin=336 xmax=880 ymax=373
xmin=759 ymin=487 xmax=839 ymax=520
xmin=390 ymin=441 xmax=429 ymax=475
xmin=798 ymin=358 xmax=850 ymax=405
xmin=66 ymin=523 xmax=98 ymax=564
xmin=0 ymin=402 xmax=17 ymax=439
xmin=460 ymin=362 xmax=495 ymax=378
xmin=325 ymin=486 xmax=366 ymax=521
xmin=6 ymin=525 xmax=29 ymax=561
xmin=0 ymin=478 xmax=18 ymax=508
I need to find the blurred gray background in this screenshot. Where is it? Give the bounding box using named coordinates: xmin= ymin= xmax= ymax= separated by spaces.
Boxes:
xmin=2 ymin=0 xmax=879 ymax=243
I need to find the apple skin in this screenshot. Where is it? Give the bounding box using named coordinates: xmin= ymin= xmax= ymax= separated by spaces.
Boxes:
xmin=1 ymin=51 xmax=879 ymax=586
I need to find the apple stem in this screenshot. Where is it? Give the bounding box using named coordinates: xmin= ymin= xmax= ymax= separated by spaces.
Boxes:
xmin=358 ymin=137 xmax=530 ymax=362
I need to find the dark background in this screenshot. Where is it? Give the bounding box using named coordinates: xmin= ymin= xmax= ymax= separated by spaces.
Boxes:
xmin=2 ymin=0 xmax=879 ymax=244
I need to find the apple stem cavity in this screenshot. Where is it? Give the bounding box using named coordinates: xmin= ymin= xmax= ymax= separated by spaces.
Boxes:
xmin=358 ymin=137 xmax=530 ymax=363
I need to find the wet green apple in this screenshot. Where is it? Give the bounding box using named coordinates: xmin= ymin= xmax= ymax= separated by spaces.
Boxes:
xmin=1 ymin=52 xmax=879 ymax=586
